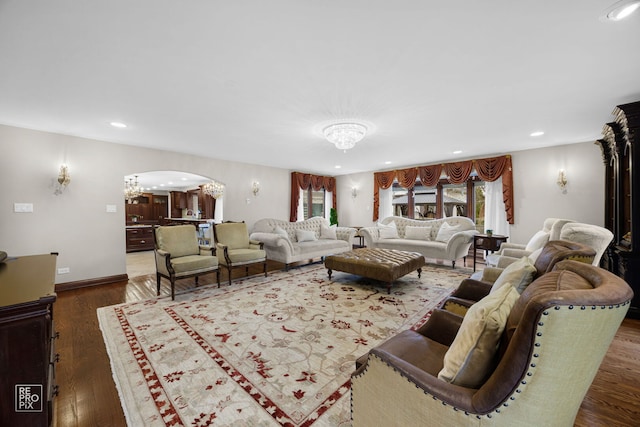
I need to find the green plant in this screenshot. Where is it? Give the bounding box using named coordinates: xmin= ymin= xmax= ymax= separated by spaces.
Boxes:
xmin=329 ymin=208 xmax=338 ymax=226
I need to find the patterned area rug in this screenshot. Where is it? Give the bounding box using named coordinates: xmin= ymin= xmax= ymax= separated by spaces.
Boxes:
xmin=98 ymin=263 xmax=470 ymax=426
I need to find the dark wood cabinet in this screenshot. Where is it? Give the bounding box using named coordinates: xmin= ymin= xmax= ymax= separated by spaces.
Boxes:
xmin=0 ymin=253 xmax=58 ymax=427
xmin=126 ymin=193 xmax=168 ymax=225
xmin=596 ymin=100 xmax=640 ymax=318
xmin=126 ymin=226 xmax=155 ymax=252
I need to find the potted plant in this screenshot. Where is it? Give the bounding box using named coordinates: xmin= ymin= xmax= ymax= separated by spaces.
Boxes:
xmin=330 ymin=208 xmax=338 ymax=226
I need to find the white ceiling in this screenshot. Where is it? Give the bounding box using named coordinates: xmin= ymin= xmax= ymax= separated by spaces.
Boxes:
xmin=1 ymin=1 xmax=640 ymax=176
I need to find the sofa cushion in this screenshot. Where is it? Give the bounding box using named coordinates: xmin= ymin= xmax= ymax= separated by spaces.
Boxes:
xmin=274 ymin=226 xmax=289 ymax=239
xmin=435 ymin=222 xmax=460 ymax=242
xmin=296 ymin=229 xmax=317 ymax=242
xmin=490 ymin=256 xmax=537 ymax=294
xmin=170 ymin=254 xmax=218 ymax=273
xmin=438 ymin=283 xmax=520 ymax=388
xmin=320 ymin=225 xmax=337 ymax=240
xmin=525 ymin=230 xmax=550 ymax=252
xmin=378 ymin=221 xmax=399 ymax=239
xmin=405 ymin=225 xmax=432 ymax=241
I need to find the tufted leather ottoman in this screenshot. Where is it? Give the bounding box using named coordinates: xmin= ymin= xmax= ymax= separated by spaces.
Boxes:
xmin=324 ymin=248 xmax=426 ymax=294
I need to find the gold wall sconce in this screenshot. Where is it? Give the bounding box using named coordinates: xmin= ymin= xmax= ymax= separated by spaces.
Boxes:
xmin=252 ymin=181 xmax=260 ymax=196
xmin=54 ymin=164 xmax=70 ymax=195
xmin=557 ymin=169 xmax=568 ymax=190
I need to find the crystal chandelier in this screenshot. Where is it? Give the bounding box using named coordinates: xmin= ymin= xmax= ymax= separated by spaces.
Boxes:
xmin=124 ymin=175 xmax=143 ymax=201
xmin=323 ymin=122 xmax=367 ymax=151
xmin=202 ymin=180 xmax=225 ymax=199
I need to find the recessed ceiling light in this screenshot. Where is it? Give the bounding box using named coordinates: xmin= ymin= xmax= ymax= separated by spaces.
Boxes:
xmin=167 ymin=181 xmax=173 ymax=185
xmin=159 ymin=184 xmax=165 ymax=187
xmin=530 ymin=131 xmax=545 ymax=137
xmin=603 ymin=0 xmax=640 ymax=20
xmin=384 ymin=161 xmax=392 ymax=165
xmin=453 ymin=150 xmax=462 ymax=154
xmin=335 ymin=165 xmax=342 ymax=169
xmin=110 ymin=121 xmax=127 ymax=128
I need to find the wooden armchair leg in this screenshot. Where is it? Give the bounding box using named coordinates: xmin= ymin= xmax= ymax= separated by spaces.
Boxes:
xmin=245 ymin=266 xmax=249 ymax=277
xmin=156 ymin=273 xmax=161 ymax=296
xmin=216 ymin=270 xmax=221 ymax=288
xmin=170 ymin=279 xmax=175 ymax=301
xmin=227 ymin=266 xmax=232 ymax=286
xmin=263 ymin=261 xmax=267 ymax=277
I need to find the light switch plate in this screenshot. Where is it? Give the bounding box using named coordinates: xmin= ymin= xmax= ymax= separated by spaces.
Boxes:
xmin=106 ymin=204 xmax=117 ymax=213
xmin=14 ymin=203 xmax=33 ymax=213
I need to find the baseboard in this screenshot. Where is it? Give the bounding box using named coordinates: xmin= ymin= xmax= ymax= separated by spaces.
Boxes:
xmin=55 ymin=274 xmax=129 ymax=292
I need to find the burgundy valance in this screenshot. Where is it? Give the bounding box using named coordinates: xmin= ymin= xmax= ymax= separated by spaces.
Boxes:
xmin=290 ymin=172 xmax=337 ymax=222
xmin=372 ymin=155 xmax=514 ymax=224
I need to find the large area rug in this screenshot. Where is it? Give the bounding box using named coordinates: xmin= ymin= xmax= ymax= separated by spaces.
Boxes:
xmin=98 ymin=263 xmax=471 ymax=426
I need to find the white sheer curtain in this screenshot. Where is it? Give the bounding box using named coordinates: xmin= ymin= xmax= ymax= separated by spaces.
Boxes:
xmin=378 ymin=187 xmax=393 ymax=222
xmin=484 ymin=177 xmax=510 ymax=237
xmin=297 ymin=191 xmax=304 ymax=221
xmin=324 ymin=190 xmax=333 ymax=218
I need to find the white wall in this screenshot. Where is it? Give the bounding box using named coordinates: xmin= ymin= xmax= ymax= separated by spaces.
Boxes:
xmin=0 ymin=125 xmax=290 ymax=283
xmin=336 ymin=141 xmax=605 ymax=244
xmin=1 ymin=122 xmax=605 ymax=284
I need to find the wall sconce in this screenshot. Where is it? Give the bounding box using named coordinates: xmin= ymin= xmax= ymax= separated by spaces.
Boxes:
xmin=54 ymin=164 xmax=71 ymax=195
xmin=557 ymin=169 xmax=568 ymax=190
xmin=252 ymin=181 xmax=260 ymax=196
xmin=351 ymin=187 xmax=358 ymax=198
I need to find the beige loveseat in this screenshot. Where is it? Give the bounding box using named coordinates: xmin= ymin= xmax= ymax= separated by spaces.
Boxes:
xmin=250 ymin=217 xmax=357 ymax=269
xmin=359 ymin=216 xmax=477 ymax=268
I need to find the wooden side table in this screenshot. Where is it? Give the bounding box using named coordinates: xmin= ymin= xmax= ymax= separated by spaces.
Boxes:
xmin=473 ymin=234 xmax=508 ymax=271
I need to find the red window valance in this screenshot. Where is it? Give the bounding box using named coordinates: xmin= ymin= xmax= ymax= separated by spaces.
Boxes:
xmin=290 ymin=172 xmax=337 ymax=222
xmin=373 ymin=155 xmax=514 ymax=223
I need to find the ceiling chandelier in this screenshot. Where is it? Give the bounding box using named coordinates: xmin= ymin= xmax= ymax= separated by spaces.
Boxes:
xmin=323 ymin=122 xmax=367 ymax=151
xmin=202 ymin=180 xmax=225 ymax=199
xmin=124 ymin=175 xmax=143 ymax=201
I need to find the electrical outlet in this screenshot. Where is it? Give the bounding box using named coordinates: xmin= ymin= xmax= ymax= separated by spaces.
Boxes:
xmin=57 ymin=267 xmax=70 ymax=274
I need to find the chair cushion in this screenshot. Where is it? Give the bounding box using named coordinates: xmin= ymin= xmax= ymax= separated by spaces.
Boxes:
xmin=435 ymin=222 xmax=460 ymax=242
xmin=216 ymin=223 xmax=250 ymax=249
xmin=405 ymin=225 xmax=432 ymax=241
xmin=220 ymin=248 xmax=266 ymax=265
xmin=491 ymin=256 xmax=537 ymax=294
xmin=156 ymin=225 xmax=200 ymax=258
xmin=170 ymin=255 xmax=218 ymax=274
xmin=438 ymin=283 xmax=520 ymax=388
xmin=296 ymin=229 xmax=317 ymax=242
xmin=525 ymin=230 xmax=550 ymax=252
xmin=378 ymin=221 xmax=399 ymax=239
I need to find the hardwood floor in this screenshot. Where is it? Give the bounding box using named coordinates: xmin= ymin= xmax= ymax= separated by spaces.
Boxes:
xmin=53 ymin=261 xmax=640 ymax=426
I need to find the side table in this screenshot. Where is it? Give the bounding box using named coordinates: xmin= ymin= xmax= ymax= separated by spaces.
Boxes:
xmin=473 ymin=234 xmax=508 ymax=271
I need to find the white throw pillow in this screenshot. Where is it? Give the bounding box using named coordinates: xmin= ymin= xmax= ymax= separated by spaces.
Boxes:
xmin=378 ymin=221 xmax=399 ymax=239
xmin=438 ymin=283 xmax=520 ymax=388
xmin=404 ymin=225 xmax=432 ymax=241
xmin=490 ymin=256 xmax=537 ymax=294
xmin=528 ymin=247 xmax=543 ymax=264
xmin=525 ymin=230 xmax=550 ymax=252
xmin=273 ymin=226 xmax=289 ymax=240
xmin=435 ymin=222 xmax=461 ymax=242
xmin=296 ymin=229 xmax=317 ymax=242
xmin=320 ymin=225 xmax=337 ymax=240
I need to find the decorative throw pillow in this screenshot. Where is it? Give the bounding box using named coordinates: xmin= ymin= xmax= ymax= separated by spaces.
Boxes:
xmin=405 ymin=225 xmax=432 ymax=241
xmin=490 ymin=256 xmax=536 ymax=294
xmin=525 ymin=230 xmax=550 ymax=252
xmin=296 ymin=229 xmax=317 ymax=242
xmin=378 ymin=221 xmax=399 ymax=239
xmin=438 ymin=283 xmax=520 ymax=388
xmin=528 ymin=247 xmax=543 ymax=264
xmin=273 ymin=226 xmax=289 ymax=239
xmin=320 ymin=225 xmax=337 ymax=240
xmin=435 ymin=222 xmax=460 ymax=242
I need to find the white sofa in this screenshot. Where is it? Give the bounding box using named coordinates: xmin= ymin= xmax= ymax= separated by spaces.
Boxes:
xmin=250 ymin=217 xmax=357 ymax=269
xmin=359 ymin=216 xmax=477 ymax=268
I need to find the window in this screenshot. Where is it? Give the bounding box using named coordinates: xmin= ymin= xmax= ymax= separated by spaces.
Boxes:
xmin=388 ymin=175 xmax=484 ymax=224
xmin=302 ymin=188 xmax=325 ymax=220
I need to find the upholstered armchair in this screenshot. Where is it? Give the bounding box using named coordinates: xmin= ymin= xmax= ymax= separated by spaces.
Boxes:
xmin=351 ymin=261 xmax=633 ymax=426
xmin=213 ymin=221 xmax=267 ymax=286
xmin=485 ymin=218 xmax=573 ymax=267
xmin=154 ymin=225 xmax=220 ymax=300
xmin=445 ymin=240 xmax=596 ymax=315
xmin=558 ymin=222 xmax=614 ymax=266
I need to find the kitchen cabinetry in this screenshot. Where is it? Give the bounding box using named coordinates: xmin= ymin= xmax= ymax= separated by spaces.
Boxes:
xmin=596 ymin=100 xmax=640 ymax=318
xmin=0 ymin=253 xmax=58 ymax=427
xmin=126 ymin=226 xmax=154 ymax=252
xmin=126 ymin=193 xmax=168 ymax=224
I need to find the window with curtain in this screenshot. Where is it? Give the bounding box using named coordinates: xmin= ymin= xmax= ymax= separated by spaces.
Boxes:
xmin=301 ymin=188 xmax=325 ymax=220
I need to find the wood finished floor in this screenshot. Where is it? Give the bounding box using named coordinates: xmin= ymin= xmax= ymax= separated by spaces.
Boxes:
xmin=54 ymin=260 xmax=640 ymax=427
